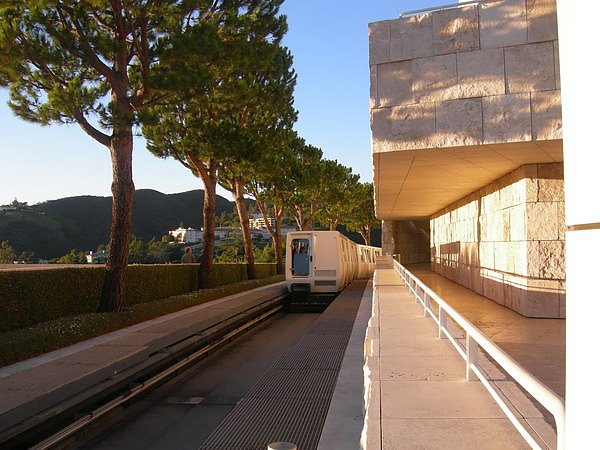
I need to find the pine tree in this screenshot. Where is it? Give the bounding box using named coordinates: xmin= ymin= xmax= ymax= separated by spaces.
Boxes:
xmin=0 ymin=1 xmax=217 ymax=311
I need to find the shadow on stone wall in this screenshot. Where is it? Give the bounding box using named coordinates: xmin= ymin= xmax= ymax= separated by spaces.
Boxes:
xmin=432 ymin=241 xmax=564 ymax=318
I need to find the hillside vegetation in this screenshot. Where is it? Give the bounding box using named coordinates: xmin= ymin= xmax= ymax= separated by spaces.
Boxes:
xmin=0 ymin=190 xmax=236 ymax=258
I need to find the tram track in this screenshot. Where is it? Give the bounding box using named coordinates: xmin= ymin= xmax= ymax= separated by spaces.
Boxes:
xmin=2 ymin=295 xmax=286 ymax=450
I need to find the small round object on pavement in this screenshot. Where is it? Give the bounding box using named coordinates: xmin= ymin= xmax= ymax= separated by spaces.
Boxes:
xmin=267 ymin=442 xmax=297 ymax=450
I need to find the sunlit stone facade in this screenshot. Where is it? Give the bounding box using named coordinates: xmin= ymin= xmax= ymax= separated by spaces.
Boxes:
xmin=370 ymin=0 xmax=564 ymax=317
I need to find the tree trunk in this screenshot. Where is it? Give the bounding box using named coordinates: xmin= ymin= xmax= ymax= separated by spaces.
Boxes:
xmin=195 ymin=158 xmax=218 ymax=288
xmin=234 ymin=177 xmax=256 ymax=280
xmin=98 ymin=130 xmax=135 ymax=312
xmin=293 ymin=205 xmax=304 ymax=231
xmin=273 ymin=216 xmax=284 ymax=275
xmin=255 ymin=196 xmax=284 ymax=275
xmin=365 ymin=224 xmax=371 ymax=246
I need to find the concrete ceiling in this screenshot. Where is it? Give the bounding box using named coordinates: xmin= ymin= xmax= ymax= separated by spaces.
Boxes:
xmin=373 ymin=139 xmax=563 ymax=220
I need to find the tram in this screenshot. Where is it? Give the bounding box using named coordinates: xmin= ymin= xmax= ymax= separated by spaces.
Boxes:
xmin=285 ymin=231 xmax=381 ymax=310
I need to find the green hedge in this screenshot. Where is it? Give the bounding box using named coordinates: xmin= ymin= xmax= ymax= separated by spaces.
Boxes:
xmin=0 ymin=263 xmax=277 ymax=332
xmin=0 ymin=276 xmax=284 ymax=367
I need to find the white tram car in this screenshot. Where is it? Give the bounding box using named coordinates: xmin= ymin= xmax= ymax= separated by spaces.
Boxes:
xmin=285 ymin=231 xmax=381 ymax=309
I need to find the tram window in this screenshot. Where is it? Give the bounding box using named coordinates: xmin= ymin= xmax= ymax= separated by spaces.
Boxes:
xmin=291 ymin=239 xmax=310 ymax=276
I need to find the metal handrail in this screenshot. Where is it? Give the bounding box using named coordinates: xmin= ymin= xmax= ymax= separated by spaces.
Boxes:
xmin=399 ymin=0 xmax=481 ymax=18
xmin=391 ymin=258 xmax=565 ymax=450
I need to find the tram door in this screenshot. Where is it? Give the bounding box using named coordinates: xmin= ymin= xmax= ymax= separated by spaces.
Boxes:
xmin=291 ymin=238 xmax=311 ymax=277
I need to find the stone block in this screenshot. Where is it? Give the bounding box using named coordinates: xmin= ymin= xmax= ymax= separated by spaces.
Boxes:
xmin=520 ymin=279 xmax=561 ymax=318
xmin=482 ymin=268 xmax=505 ymax=305
xmin=481 ymin=189 xmax=500 ymax=216
xmin=432 ymin=5 xmax=479 ymax=55
xmin=502 ymin=209 xmax=511 ymax=241
xmin=494 ymin=242 xmax=513 ymax=273
xmin=538 ymin=240 xmax=566 ymax=279
xmin=371 ymin=108 xmax=394 ymax=153
xmin=526 ymin=0 xmax=558 ymax=43
xmin=435 ymin=98 xmax=482 ymax=147
xmin=526 ymin=202 xmax=559 ymax=240
xmin=511 ymin=240 xmax=527 ymax=276
xmin=531 ymin=90 xmax=562 ymax=141
xmin=388 ymin=103 xmax=436 ymax=150
xmin=479 ymin=242 xmax=495 ymax=269
xmin=489 ymin=210 xmax=505 ymax=242
xmin=554 ymin=41 xmax=560 ymax=89
xmin=557 ymin=201 xmax=565 ymax=240
xmin=457 ymin=48 xmax=505 ymax=98
xmin=471 ymin=267 xmax=484 ymax=295
xmin=458 ymin=263 xmax=471 ymax=287
xmin=412 ymin=54 xmax=458 ymax=103
xmin=509 ymin=203 xmax=526 ymax=241
xmin=460 ymin=242 xmax=479 ymax=266
xmin=479 ymin=214 xmax=490 ymax=241
xmin=537 ymin=162 xmax=564 ymax=202
xmin=525 ymin=240 xmax=541 ymax=278
xmin=389 ymin=14 xmax=433 ymax=62
xmin=506 ymin=278 xmax=560 ymax=318
xmin=521 ymin=164 xmax=539 ymax=202
xmin=370 ymin=65 xmax=377 ymax=109
xmin=369 ymin=21 xmax=391 ymax=65
xmin=505 ymin=42 xmax=556 ymax=94
xmin=482 ymin=93 xmax=532 ymax=144
xmin=377 ymin=61 xmax=413 ymax=108
xmin=479 ymin=0 xmax=527 ymax=49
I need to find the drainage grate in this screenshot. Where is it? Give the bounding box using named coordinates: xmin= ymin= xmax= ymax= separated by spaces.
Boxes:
xmin=199 ymin=280 xmax=366 ymax=450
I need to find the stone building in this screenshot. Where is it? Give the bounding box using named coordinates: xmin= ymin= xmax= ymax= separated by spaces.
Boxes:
xmin=370 ymin=0 xmax=564 ymax=318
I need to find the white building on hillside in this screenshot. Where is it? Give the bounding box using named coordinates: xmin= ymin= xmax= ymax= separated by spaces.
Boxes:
xmin=249 ymin=214 xmax=275 ymax=230
xmin=169 ymin=227 xmax=202 ymax=244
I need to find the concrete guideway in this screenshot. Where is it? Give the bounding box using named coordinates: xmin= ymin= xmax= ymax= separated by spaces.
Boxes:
xmin=363 ymin=260 xmax=543 ymax=450
xmin=0 ymin=282 xmax=288 ymax=445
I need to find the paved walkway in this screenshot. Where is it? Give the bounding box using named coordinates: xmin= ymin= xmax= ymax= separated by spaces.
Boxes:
xmin=364 ymin=260 xmax=552 ymax=449
xmin=408 ymin=264 xmax=565 ymax=399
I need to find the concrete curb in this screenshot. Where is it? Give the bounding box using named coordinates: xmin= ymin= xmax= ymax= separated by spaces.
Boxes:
xmin=317 ymin=279 xmax=374 ymax=450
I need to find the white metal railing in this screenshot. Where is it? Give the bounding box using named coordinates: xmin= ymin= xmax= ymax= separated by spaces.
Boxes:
xmin=391 ymin=257 xmax=565 ymax=450
xmin=399 ymin=0 xmax=481 ymax=18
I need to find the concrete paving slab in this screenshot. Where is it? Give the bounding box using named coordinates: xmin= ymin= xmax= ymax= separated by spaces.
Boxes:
xmin=381 ymin=418 xmax=530 ymax=449
xmin=379 ymin=355 xmax=466 ymax=381
xmin=362 ymin=264 xmax=532 ymax=449
xmin=380 ymin=380 xmax=510 ymax=419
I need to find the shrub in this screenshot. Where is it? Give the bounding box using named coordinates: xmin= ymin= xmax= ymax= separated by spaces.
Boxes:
xmin=0 ymin=263 xmax=277 ymax=332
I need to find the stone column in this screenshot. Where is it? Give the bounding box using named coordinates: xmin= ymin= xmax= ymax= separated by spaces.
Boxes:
xmin=381 ymin=220 xmax=395 ymax=256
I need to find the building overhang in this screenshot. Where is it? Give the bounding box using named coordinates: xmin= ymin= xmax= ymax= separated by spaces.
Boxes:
xmin=373 ymin=139 xmax=563 ymax=220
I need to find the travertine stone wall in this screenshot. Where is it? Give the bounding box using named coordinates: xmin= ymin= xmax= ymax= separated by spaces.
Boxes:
xmin=382 ymin=220 xmax=430 ymax=264
xmin=430 ymin=163 xmax=565 ymax=317
xmin=370 ymin=0 xmax=561 ymax=152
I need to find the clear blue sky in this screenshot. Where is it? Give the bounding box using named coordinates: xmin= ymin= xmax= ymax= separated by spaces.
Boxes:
xmin=0 ymin=0 xmax=434 ymax=205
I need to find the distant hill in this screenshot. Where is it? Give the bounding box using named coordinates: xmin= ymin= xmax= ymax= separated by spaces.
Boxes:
xmin=0 ymin=190 xmax=236 ymax=259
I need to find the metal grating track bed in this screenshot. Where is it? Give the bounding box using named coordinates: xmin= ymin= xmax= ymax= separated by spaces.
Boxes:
xmin=199 ymin=280 xmax=367 ymax=450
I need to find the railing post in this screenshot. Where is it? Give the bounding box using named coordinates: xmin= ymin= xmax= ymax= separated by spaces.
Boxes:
xmin=466 ymin=334 xmax=478 ymax=381
xmin=438 ymin=306 xmax=447 ymax=339
xmin=413 ymin=280 xmax=418 ymax=303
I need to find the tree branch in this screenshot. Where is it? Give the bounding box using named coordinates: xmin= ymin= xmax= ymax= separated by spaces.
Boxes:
xmin=72 ymin=108 xmax=111 ymax=147
xmin=54 ymin=6 xmax=116 ymax=83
